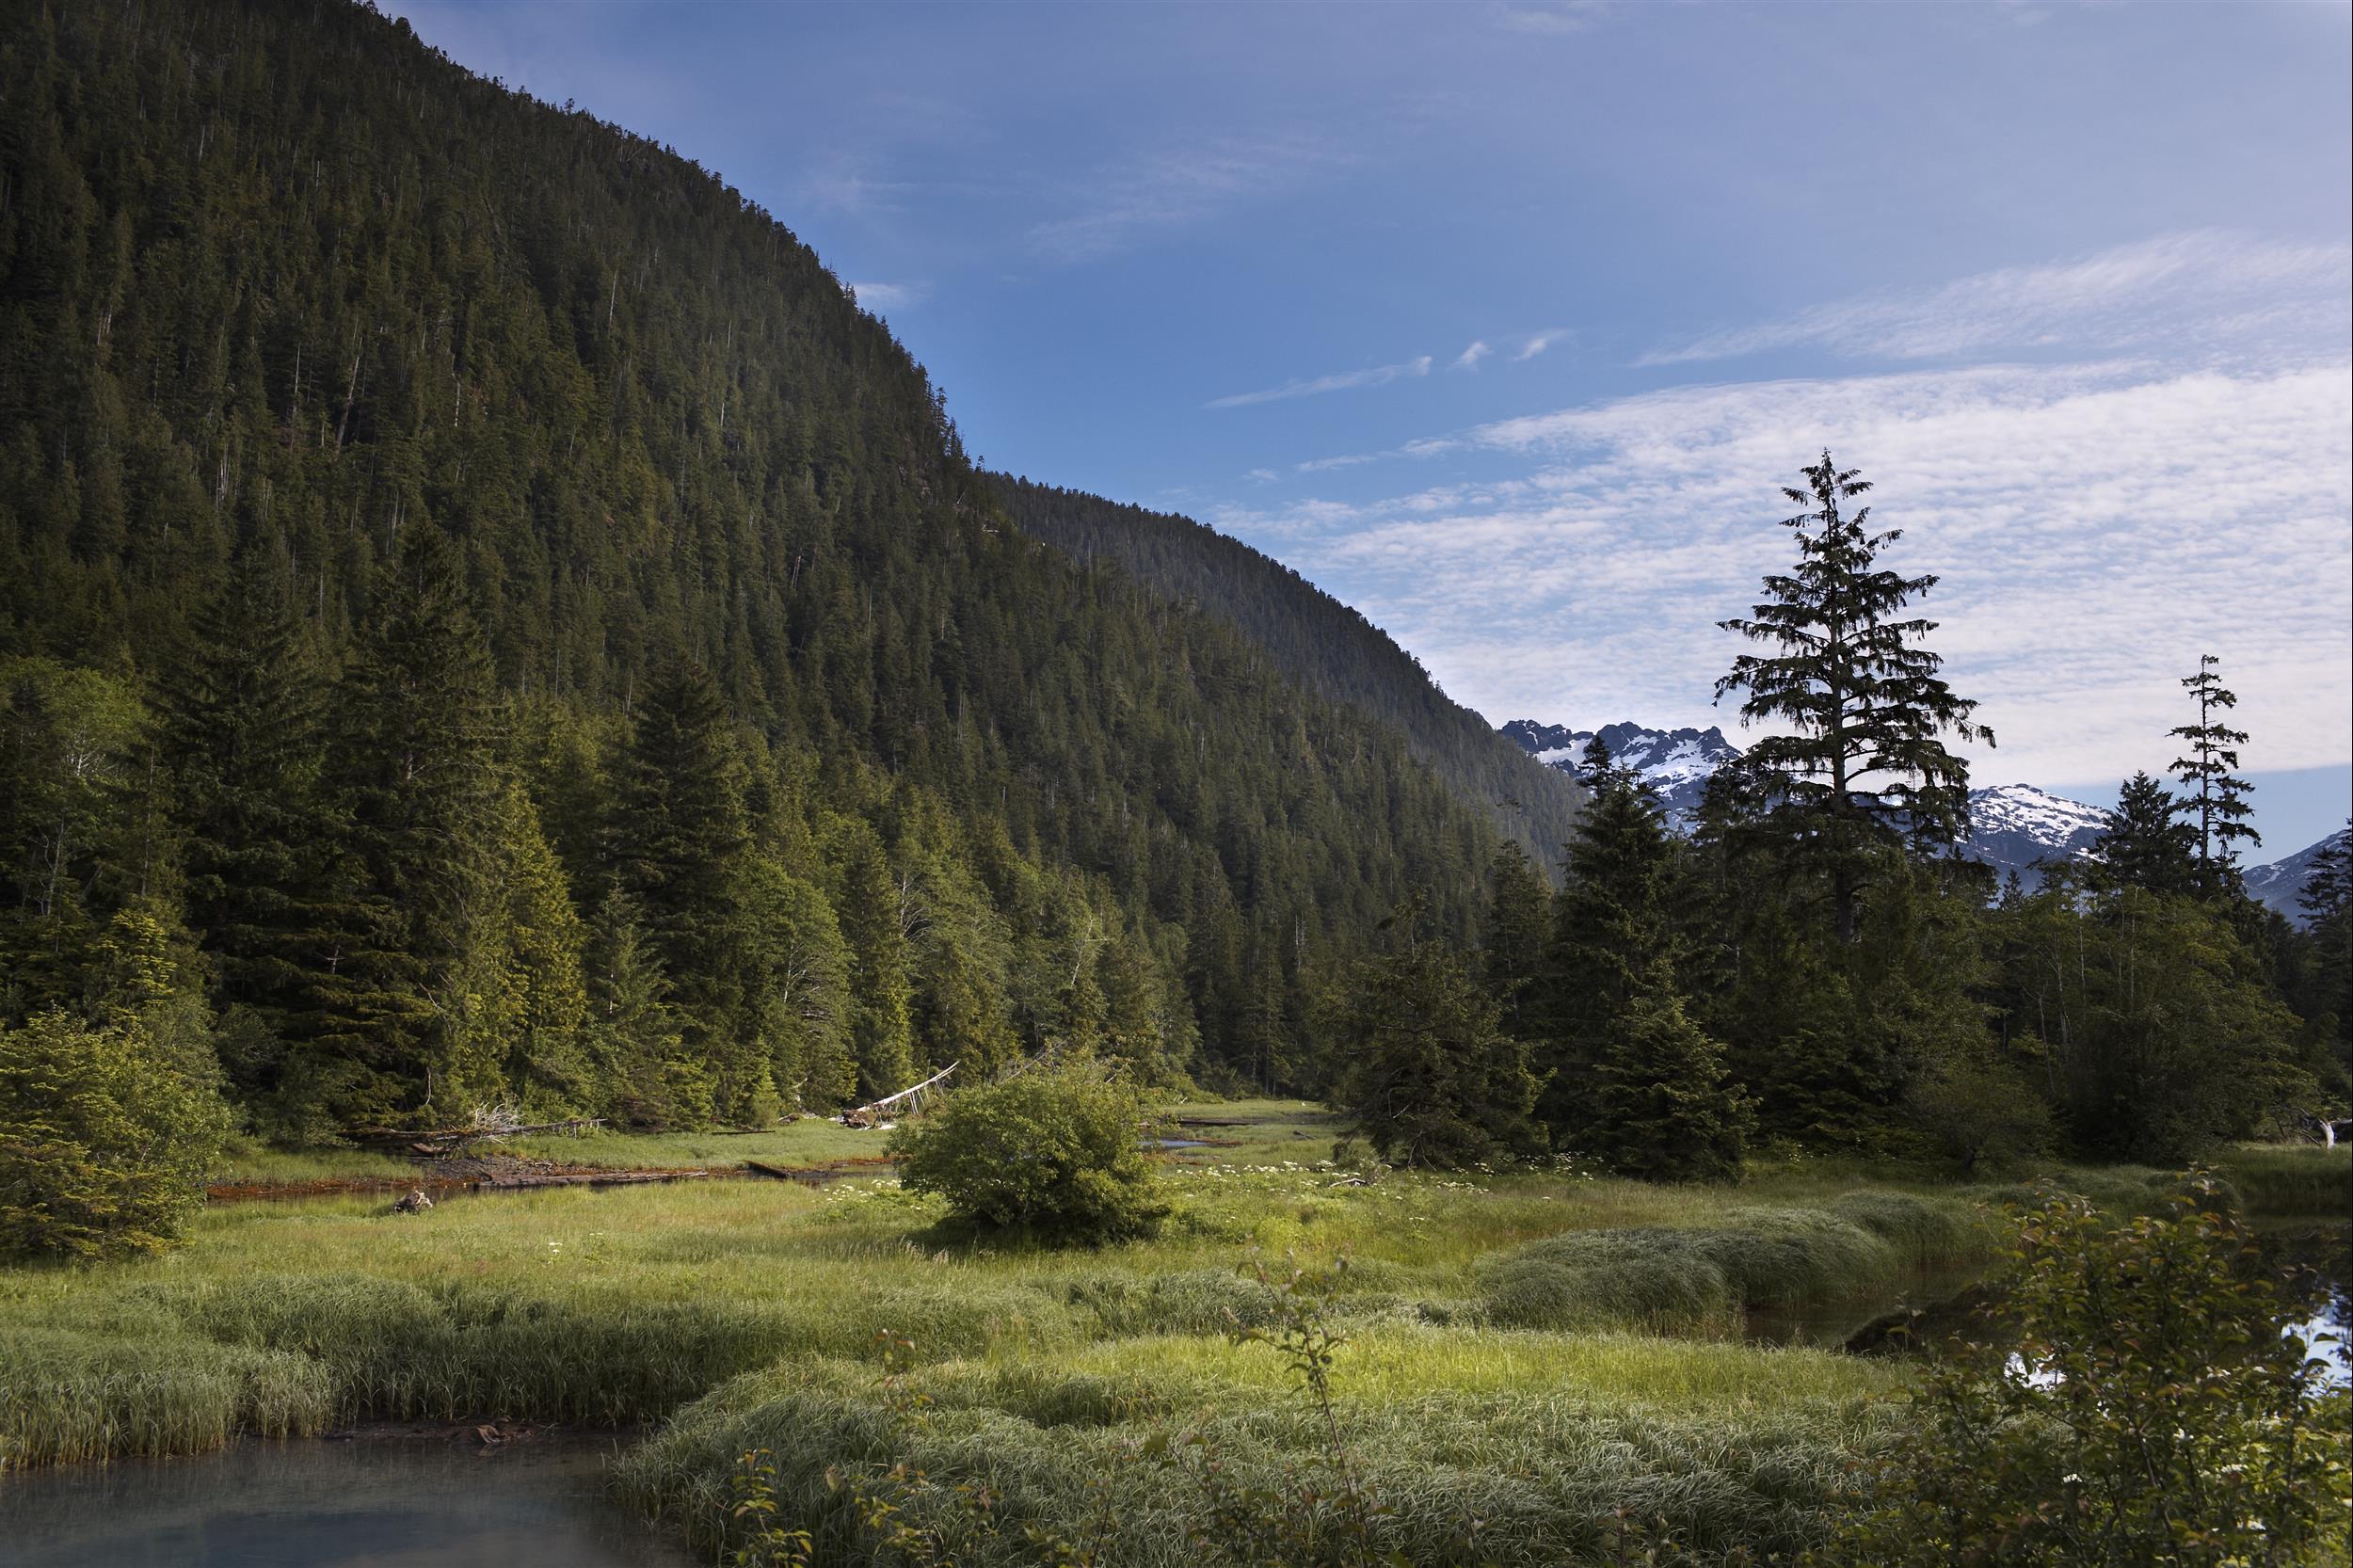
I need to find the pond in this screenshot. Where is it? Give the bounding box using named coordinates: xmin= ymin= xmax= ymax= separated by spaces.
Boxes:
xmin=0 ymin=1432 xmax=694 ymax=1568
xmin=1746 ymin=1218 xmax=2352 ymax=1390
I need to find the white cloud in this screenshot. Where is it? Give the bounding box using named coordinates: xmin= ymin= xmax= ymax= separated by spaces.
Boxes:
xmin=1028 ymin=134 xmax=1338 ymax=263
xmin=1206 ymin=355 xmax=1433 ymax=410
xmin=1452 ymin=340 xmax=1493 ymax=371
xmin=1513 ymin=328 xmax=1570 ymax=361
xmin=846 ymin=280 xmax=927 ymax=312
xmin=1491 ymin=1 xmax=1612 ymax=34
xmin=1214 ymin=360 xmax=2353 ymax=785
xmin=1642 ymin=230 xmax=2351 ymax=366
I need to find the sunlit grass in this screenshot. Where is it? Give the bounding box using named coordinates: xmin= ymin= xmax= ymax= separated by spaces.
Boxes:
xmin=13 ymin=1091 xmax=2295 ymax=1553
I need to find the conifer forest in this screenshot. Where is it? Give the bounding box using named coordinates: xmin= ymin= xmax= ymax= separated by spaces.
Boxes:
xmin=1 ymin=3 xmax=2346 ymax=1565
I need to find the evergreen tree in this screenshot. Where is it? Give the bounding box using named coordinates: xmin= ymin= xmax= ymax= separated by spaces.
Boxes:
xmin=155 ymin=563 xmax=338 ymax=1099
xmin=1481 ymin=840 xmax=1553 ymax=1039
xmin=611 ymin=658 xmax=754 ymax=1117
xmin=1330 ymin=897 xmax=1545 ymax=1170
xmin=1715 ymin=452 xmax=1991 ymax=943
xmin=825 ymin=814 xmax=916 ymax=1099
xmin=582 ymin=888 xmax=707 ymax=1129
xmin=738 ymin=856 xmax=856 ymax=1113
xmin=2168 ymin=655 xmax=2260 ymax=894
xmin=1543 ymin=759 xmax=1746 ymax=1178
xmin=437 ymin=781 xmax=591 ymax=1118
xmin=307 ymin=524 xmax=505 ymax=1125
xmin=2095 ymin=770 xmax=2199 ymax=898
xmin=1580 ymin=963 xmax=1749 ymax=1182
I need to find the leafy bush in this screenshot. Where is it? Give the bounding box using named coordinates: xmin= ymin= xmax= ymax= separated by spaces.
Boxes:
xmin=890 ymin=1055 xmax=1165 ymax=1244
xmin=0 ymin=1010 xmax=232 ymax=1262
xmin=1817 ymin=1176 xmax=2353 ymax=1567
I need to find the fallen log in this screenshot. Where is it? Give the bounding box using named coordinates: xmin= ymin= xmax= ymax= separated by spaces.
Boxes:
xmin=348 ymin=1116 xmax=607 ymax=1153
xmin=468 ymin=1167 xmax=708 ymax=1191
xmin=840 ymin=1062 xmax=958 ymax=1128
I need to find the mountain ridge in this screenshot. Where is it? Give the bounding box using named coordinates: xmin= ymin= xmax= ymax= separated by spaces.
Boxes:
xmin=993 ymin=478 xmax=1589 ymax=874
xmin=1501 ymin=719 xmax=2080 ymax=888
xmin=1503 ymin=717 xmax=2344 ymax=911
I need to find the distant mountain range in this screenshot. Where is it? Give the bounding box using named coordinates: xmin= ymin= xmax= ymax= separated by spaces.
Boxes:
xmin=2245 ymin=828 xmax=2351 ymax=922
xmin=1497 ymin=720 xmax=1739 ymax=826
xmin=1504 ymin=718 xmax=2341 ymax=915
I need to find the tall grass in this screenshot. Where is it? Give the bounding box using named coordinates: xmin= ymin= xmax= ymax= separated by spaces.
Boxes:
xmin=1475 ymin=1192 xmax=1990 ymax=1335
xmin=0 ymin=1326 xmax=333 ymax=1466
xmin=2218 ymin=1144 xmax=2353 ymax=1215
xmin=616 ymin=1339 xmax=1897 ymax=1566
xmin=0 ymin=1115 xmax=2069 ymax=1498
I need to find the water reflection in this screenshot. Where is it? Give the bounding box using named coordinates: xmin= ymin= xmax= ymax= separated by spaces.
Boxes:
xmin=1760 ymin=1220 xmax=2352 ymax=1391
xmin=0 ymin=1433 xmax=693 ymax=1568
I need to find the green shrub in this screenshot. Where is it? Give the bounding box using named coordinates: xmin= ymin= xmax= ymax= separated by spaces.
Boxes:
xmin=890 ymin=1055 xmax=1166 ymax=1244
xmin=0 ymin=1010 xmax=233 ymax=1261
xmin=1817 ymin=1176 xmax=2353 ymax=1567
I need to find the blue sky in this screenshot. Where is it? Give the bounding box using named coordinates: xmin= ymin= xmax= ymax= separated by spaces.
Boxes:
xmin=392 ymin=1 xmax=2351 ymax=852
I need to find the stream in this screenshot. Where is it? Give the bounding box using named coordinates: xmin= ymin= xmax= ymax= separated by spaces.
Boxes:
xmin=0 ymin=1432 xmax=694 ymax=1568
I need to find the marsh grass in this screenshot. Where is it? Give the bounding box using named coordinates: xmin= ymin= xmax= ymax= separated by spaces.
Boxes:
xmin=617 ymin=1338 xmax=1897 ymax=1566
xmin=2 ymin=1095 xmax=2201 ymax=1563
xmin=2218 ymin=1143 xmax=2352 ymax=1215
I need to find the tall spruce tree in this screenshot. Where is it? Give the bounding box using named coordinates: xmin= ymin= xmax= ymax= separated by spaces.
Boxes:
xmin=611 ymin=659 xmax=757 ymax=1122
xmin=582 ymin=888 xmax=706 ymax=1128
xmin=312 ymin=524 xmax=506 ymax=1125
xmin=1481 ymin=840 xmax=1554 ymax=1039
xmin=2095 ymin=771 xmax=2201 ymax=898
xmin=1542 ymin=750 xmax=1746 ymax=1179
xmin=1715 ymin=452 xmax=1991 ymax=943
xmin=155 ymin=561 xmax=336 ymax=1099
xmin=1582 ymin=965 xmax=1749 ymax=1182
xmin=2168 ymin=655 xmax=2260 ymax=894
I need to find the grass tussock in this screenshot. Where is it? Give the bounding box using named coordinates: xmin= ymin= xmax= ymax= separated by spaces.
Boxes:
xmin=617 ymin=1345 xmax=1896 ymax=1567
xmin=1474 ymin=1193 xmax=1988 ymax=1335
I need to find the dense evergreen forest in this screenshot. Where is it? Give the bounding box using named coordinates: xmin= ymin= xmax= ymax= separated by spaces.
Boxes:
xmin=0 ymin=0 xmax=1513 ymax=1135
xmin=0 ymin=0 xmax=2343 ymax=1180
xmin=991 ymin=477 xmax=1586 ymax=875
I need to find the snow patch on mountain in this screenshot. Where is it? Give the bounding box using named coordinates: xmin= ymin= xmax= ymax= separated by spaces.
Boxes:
xmin=1500 ymin=719 xmax=1739 ymax=824
xmin=1502 ymin=718 xmax=2117 ymax=887
xmin=2242 ymin=828 xmax=2351 ymax=925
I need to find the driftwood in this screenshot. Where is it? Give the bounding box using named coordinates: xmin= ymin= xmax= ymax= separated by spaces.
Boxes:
xmin=348 ymin=1116 xmax=606 ymax=1154
xmin=840 ymin=1062 xmax=958 ymax=1128
xmin=466 ymin=1167 xmax=707 ymax=1191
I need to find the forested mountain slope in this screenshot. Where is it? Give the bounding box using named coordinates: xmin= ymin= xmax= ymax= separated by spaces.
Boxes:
xmin=0 ymin=0 xmax=1511 ymax=1125
xmin=992 ymin=478 xmax=1585 ymax=873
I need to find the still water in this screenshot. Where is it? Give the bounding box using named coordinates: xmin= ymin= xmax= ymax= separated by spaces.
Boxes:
xmin=0 ymin=1432 xmax=696 ymax=1568
xmin=1746 ymin=1220 xmax=2352 ymax=1390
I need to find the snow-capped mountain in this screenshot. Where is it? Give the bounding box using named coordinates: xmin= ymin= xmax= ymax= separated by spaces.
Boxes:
xmin=1962 ymin=784 xmax=2110 ymax=885
xmin=1498 ymin=719 xmax=1741 ymax=825
xmin=2242 ymin=828 xmax=2350 ymax=925
xmin=1502 ymin=719 xmax=2111 ymax=887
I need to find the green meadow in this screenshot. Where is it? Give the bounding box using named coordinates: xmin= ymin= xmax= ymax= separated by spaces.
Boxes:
xmin=5 ymin=1104 xmax=2345 ymax=1564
